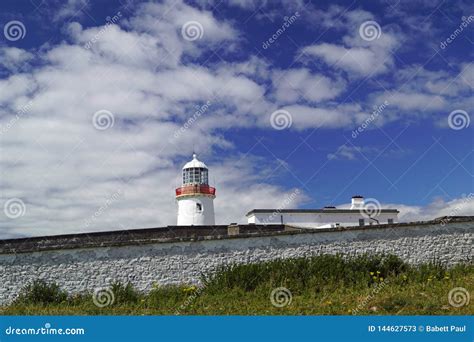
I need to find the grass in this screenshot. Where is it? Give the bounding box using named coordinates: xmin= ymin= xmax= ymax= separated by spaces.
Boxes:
xmin=1 ymin=254 xmax=472 ymax=315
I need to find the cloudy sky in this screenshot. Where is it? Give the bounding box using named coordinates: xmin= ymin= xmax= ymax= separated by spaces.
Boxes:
xmin=0 ymin=0 xmax=473 ymax=238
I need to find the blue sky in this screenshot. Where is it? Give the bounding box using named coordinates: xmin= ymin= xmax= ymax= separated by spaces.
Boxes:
xmin=0 ymin=0 xmax=473 ymax=238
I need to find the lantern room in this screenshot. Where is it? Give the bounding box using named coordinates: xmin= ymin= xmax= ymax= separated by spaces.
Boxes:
xmin=182 ymin=153 xmax=209 ymax=185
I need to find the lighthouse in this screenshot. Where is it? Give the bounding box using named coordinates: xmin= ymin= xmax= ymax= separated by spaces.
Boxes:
xmin=176 ymin=154 xmax=216 ymax=226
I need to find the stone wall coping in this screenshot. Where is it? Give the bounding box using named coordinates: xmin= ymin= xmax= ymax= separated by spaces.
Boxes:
xmin=1 ymin=216 xmax=472 ymax=255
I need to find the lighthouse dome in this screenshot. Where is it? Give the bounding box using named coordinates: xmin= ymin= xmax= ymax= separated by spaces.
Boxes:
xmin=182 ymin=153 xmax=208 ymax=170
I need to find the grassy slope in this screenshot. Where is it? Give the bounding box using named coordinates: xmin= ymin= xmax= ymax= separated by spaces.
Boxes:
xmin=2 ymin=255 xmax=473 ymax=315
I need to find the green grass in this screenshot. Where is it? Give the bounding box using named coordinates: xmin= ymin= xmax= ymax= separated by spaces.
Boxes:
xmin=1 ymin=254 xmax=472 ymax=315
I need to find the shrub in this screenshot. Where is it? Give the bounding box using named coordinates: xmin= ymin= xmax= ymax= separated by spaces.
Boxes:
xmin=202 ymin=254 xmax=410 ymax=293
xmin=147 ymin=285 xmax=189 ymax=308
xmin=110 ymin=282 xmax=140 ymax=305
xmin=13 ymin=280 xmax=68 ymax=306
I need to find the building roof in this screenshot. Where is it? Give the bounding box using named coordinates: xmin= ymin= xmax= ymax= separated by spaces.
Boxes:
xmin=182 ymin=153 xmax=208 ymax=169
xmin=246 ymin=208 xmax=399 ymax=216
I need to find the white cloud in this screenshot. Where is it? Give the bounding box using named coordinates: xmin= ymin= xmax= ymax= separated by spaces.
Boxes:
xmin=0 ymin=74 xmax=37 ymax=106
xmin=273 ymin=103 xmax=361 ymax=130
xmin=53 ymin=0 xmax=90 ymax=22
xmin=214 ymin=56 xmax=271 ymax=82
xmin=226 ymin=0 xmax=261 ymax=10
xmin=129 ymin=0 xmax=239 ymax=53
xmin=382 ymin=91 xmax=446 ymax=111
xmin=364 ymin=64 xmax=473 ymax=125
xmin=0 ymin=48 xmax=33 ymax=73
xmin=301 ymin=9 xmax=400 ymax=77
xmin=302 ymin=35 xmax=398 ymax=77
xmin=458 ymin=63 xmax=474 ymax=89
xmin=394 ymin=64 xmax=473 ymax=97
xmin=216 ymin=0 xmax=305 ymax=19
xmin=305 ymin=45 xmax=369 ymax=75
xmin=308 ymin=6 xmax=374 ymax=31
xmin=395 ymin=195 xmax=474 ymax=222
xmin=272 ymin=68 xmax=346 ymax=103
xmin=337 ymin=195 xmax=474 ymax=223
xmin=327 ymin=145 xmax=363 ymax=161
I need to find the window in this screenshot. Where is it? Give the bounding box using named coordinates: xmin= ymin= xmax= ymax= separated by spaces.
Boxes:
xmin=183 ymin=168 xmax=209 ymax=184
xmin=192 ymin=168 xmax=200 ymax=183
xmin=201 ymin=169 xmax=208 ymax=184
xmin=388 ymin=218 xmax=394 ymax=224
xmin=359 ymin=219 xmax=365 ymax=226
xmin=196 ymin=203 xmax=202 ymax=212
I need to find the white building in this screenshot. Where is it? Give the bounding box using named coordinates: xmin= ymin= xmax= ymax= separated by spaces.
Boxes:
xmin=176 ymin=154 xmax=216 ymax=225
xmin=246 ymin=196 xmax=399 ymax=228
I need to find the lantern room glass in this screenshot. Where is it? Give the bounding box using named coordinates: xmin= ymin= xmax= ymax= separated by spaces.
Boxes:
xmin=182 ymin=167 xmax=209 ymax=185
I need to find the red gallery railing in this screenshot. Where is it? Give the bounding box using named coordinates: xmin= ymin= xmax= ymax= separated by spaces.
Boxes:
xmin=175 ymin=185 xmax=216 ymax=196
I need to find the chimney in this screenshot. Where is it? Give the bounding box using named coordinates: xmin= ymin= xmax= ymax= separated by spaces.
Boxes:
xmin=350 ymin=195 xmax=364 ymax=209
xmin=227 ymin=223 xmax=239 ymax=236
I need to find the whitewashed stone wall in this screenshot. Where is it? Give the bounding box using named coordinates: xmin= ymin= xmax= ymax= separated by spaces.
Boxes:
xmin=0 ymin=221 xmax=472 ymax=305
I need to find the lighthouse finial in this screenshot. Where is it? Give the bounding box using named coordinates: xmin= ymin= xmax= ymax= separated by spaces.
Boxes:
xmin=192 ymin=152 xmax=197 ymax=159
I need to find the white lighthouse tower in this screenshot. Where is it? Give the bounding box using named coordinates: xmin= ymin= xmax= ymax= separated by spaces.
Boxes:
xmin=176 ymin=154 xmax=216 ymax=226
